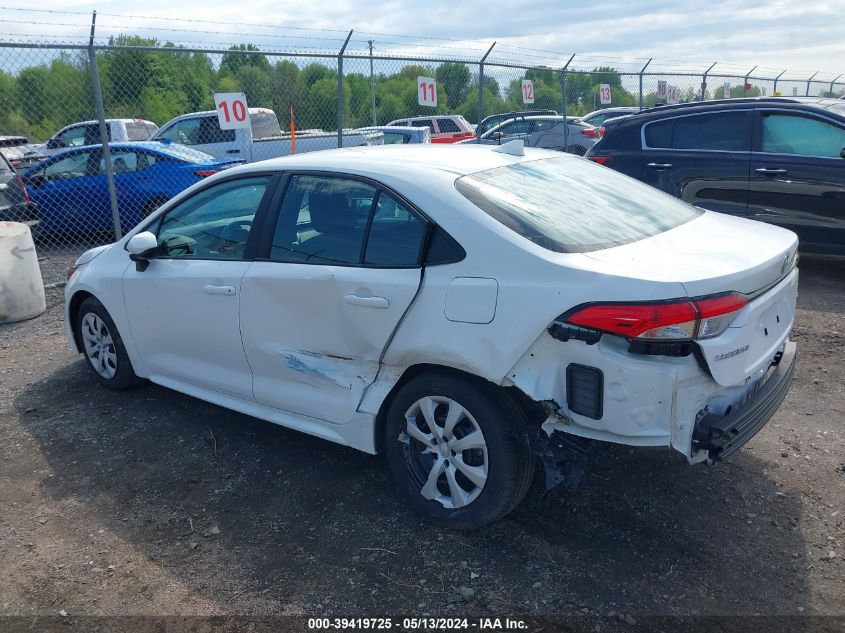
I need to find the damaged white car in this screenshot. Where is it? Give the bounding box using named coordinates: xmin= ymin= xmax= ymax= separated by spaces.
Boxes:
xmin=65 ymin=143 xmax=798 ymax=529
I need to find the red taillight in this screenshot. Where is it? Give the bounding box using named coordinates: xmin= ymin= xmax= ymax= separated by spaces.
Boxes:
xmin=581 ymin=127 xmax=600 ymax=138
xmin=587 ymin=155 xmax=612 ymax=165
xmin=16 ymin=174 xmax=30 ymax=203
xmin=66 ymin=265 xmax=78 ymax=281
xmin=562 ymin=293 xmax=748 ymax=341
xmin=194 ymin=170 xmax=219 ymax=178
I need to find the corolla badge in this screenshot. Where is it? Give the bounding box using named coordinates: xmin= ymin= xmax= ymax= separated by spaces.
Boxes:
xmin=713 ymin=345 xmax=749 ymax=361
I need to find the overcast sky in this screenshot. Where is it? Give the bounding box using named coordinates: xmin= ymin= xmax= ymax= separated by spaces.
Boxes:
xmin=4 ymin=0 xmax=845 ymax=79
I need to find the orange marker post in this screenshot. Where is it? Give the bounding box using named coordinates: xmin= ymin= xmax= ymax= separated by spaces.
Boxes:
xmin=289 ymin=106 xmax=297 ymax=155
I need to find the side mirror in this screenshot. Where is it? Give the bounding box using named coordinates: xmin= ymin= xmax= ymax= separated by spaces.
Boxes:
xmin=126 ymin=231 xmax=159 ymax=271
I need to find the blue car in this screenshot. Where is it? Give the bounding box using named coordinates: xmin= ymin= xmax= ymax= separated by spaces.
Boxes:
xmin=21 ymin=141 xmax=241 ymax=235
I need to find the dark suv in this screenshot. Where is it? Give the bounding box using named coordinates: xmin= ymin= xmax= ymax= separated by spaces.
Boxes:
xmin=585 ymin=97 xmax=845 ymax=255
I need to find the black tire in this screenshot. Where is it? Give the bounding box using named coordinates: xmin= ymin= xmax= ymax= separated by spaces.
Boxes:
xmin=384 ymin=373 xmax=535 ymax=529
xmin=75 ymin=297 xmax=141 ymax=390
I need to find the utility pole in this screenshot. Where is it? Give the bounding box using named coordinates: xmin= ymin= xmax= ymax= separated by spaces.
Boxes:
xmin=368 ymin=40 xmax=376 ymax=126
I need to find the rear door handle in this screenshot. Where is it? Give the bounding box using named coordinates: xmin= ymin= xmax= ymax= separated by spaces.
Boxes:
xmin=226 ymin=149 xmax=241 ymax=154
xmin=646 ymin=162 xmax=673 ymax=170
xmin=203 ymin=284 xmax=236 ymax=295
xmin=755 ymin=167 xmax=788 ymax=175
xmin=343 ymin=294 xmax=389 ymax=309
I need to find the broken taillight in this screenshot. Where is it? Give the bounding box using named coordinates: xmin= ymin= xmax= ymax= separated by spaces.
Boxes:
xmin=560 ymin=293 xmax=748 ymax=341
xmin=16 ymin=174 xmax=30 ymax=202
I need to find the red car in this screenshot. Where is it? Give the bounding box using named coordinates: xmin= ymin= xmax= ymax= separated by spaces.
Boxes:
xmin=387 ymin=115 xmax=475 ymax=143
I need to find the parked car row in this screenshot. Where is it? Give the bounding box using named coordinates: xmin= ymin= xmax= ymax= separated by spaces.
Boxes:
xmin=465 ymin=115 xmax=602 ymax=155
xmin=586 ymin=97 xmax=845 ymax=255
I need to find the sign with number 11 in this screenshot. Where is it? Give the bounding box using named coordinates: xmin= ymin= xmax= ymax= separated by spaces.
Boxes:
xmin=417 ymin=77 xmax=437 ymax=107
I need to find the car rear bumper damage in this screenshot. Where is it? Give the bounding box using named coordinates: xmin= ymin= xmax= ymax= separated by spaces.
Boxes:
xmin=692 ymin=341 xmax=796 ymax=462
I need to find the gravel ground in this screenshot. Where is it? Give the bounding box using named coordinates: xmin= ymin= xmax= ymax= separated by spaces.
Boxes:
xmin=0 ymin=255 xmax=843 ymax=629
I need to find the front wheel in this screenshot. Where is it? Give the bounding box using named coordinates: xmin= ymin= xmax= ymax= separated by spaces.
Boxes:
xmin=75 ymin=297 xmax=141 ymax=390
xmin=384 ymin=374 xmax=535 ymax=529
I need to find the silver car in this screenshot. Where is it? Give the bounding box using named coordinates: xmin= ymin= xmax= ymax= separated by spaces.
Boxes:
xmin=468 ymin=115 xmax=601 ymax=155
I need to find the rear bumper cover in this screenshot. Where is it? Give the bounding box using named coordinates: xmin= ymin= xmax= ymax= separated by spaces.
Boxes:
xmin=692 ymin=341 xmax=796 ymax=461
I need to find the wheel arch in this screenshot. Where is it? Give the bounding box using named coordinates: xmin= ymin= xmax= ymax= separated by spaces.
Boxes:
xmin=371 ymin=362 xmax=543 ymax=454
xmin=67 ymin=289 xmax=96 ymax=353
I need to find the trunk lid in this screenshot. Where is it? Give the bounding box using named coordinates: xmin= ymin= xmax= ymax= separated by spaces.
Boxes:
xmin=584 ymin=211 xmax=799 ymax=386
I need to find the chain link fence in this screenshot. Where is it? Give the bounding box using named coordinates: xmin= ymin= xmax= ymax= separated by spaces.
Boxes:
xmin=1 ymin=35 xmax=843 ymax=284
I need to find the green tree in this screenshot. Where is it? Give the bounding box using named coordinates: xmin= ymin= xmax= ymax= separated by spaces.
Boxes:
xmin=435 ymin=62 xmax=471 ymax=110
xmin=220 ymin=44 xmax=269 ymax=75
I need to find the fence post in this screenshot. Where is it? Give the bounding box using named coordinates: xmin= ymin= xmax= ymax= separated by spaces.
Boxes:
xmin=337 ymin=30 xmax=353 ymax=148
xmin=88 ymin=11 xmax=122 ymax=241
xmin=773 ymin=69 xmax=787 ymax=95
xmin=744 ymin=66 xmax=757 ymax=97
xmin=638 ymin=58 xmax=652 ymax=110
xmin=701 ymin=62 xmax=717 ymax=101
xmin=368 ymin=40 xmax=376 ymax=125
xmin=477 ymin=42 xmax=496 ymax=141
xmin=805 ymin=71 xmax=819 ymax=97
xmin=829 ymin=75 xmax=841 ymax=96
xmin=561 ymin=54 xmax=575 ymax=151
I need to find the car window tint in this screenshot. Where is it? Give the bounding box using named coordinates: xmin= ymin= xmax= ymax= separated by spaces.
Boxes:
xmin=364 ymin=192 xmax=427 ymax=266
xmin=672 ymin=111 xmax=748 ymax=151
xmin=437 ymin=118 xmax=460 ymax=133
xmin=412 ymin=119 xmax=435 ymax=133
xmin=155 ymin=177 xmax=269 ymax=260
xmin=382 ymin=132 xmax=409 ymax=144
xmin=532 ymin=120 xmax=557 ymax=132
xmin=644 ymin=119 xmax=673 ymax=148
xmin=761 ymin=114 xmax=845 ymax=157
xmin=43 ymin=152 xmax=91 ymax=179
xmin=100 ymin=151 xmax=137 ymax=175
xmin=197 ymin=117 xmax=236 ymax=144
xmin=455 ymin=156 xmax=701 ymax=253
xmin=270 ymin=176 xmax=376 ymax=265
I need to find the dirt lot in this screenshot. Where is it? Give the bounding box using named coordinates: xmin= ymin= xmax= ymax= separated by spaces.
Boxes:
xmin=1 ymin=254 xmax=843 ymax=628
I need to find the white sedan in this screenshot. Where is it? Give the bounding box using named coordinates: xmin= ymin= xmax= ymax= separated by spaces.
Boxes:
xmin=65 ymin=143 xmax=799 ymax=529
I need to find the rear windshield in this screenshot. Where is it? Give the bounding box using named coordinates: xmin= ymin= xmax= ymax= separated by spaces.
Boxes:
xmin=126 ymin=122 xmax=158 ymax=141
xmin=454 ymin=156 xmax=701 ymax=253
xmin=251 ymin=111 xmax=283 ymax=140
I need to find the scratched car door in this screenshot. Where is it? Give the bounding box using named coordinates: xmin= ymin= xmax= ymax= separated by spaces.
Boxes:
xmin=239 ymin=174 xmax=426 ymax=424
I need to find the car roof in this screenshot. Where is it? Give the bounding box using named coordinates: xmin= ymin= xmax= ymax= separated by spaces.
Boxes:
xmin=583 ymin=107 xmax=639 ymax=116
xmin=159 ymin=108 xmax=275 ymax=124
xmin=636 ymin=96 xmax=836 ymax=116
xmin=227 ymin=144 xmax=565 ymax=178
xmin=356 ymin=126 xmax=426 ymax=133
xmin=32 ymin=141 xmax=213 ymax=160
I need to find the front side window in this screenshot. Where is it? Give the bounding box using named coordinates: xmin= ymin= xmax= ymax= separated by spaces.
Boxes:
xmin=40 ymin=152 xmax=93 ymax=180
xmin=644 ymin=111 xmax=749 ymax=151
xmin=56 ymin=125 xmax=90 ymax=148
xmin=100 ymin=151 xmax=138 ymax=175
xmin=411 ymin=119 xmax=435 ymax=133
xmin=455 ymin=156 xmax=701 ymax=253
xmin=153 ymin=177 xmax=270 ymax=260
xmin=761 ymin=113 xmax=845 ymax=157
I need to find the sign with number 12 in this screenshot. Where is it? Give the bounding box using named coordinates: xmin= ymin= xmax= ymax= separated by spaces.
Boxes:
xmin=214 ymin=92 xmax=250 ymax=130
xmin=521 ymin=80 xmax=534 ymax=104
xmin=417 ymin=77 xmax=437 ymax=107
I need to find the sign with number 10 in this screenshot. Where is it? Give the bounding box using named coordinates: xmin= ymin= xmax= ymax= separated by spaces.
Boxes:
xmin=521 ymin=80 xmax=534 ymax=104
xmin=599 ymin=84 xmax=612 ymax=105
xmin=214 ymin=93 xmax=250 ymax=130
xmin=417 ymin=77 xmax=437 ymax=107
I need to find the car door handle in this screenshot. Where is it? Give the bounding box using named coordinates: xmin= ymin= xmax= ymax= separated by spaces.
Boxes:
xmin=203 ymin=284 xmax=236 ymax=296
xmin=226 ymin=149 xmax=241 ymax=154
xmin=755 ymin=167 xmax=788 ymax=175
xmin=343 ymin=294 xmax=390 ymax=309
xmin=646 ymin=162 xmax=673 ymax=170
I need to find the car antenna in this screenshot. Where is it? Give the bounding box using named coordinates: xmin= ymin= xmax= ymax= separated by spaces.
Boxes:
xmin=492 ymin=139 xmax=524 ymax=156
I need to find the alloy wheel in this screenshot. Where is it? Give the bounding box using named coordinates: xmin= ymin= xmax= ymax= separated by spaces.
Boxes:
xmin=80 ymin=312 xmax=117 ymax=380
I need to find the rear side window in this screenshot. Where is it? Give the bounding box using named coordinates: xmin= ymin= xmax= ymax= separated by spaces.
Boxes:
xmin=437 ymin=118 xmax=461 ymax=133
xmin=644 ymin=111 xmax=749 ymax=151
xmin=411 ymin=119 xmax=435 ymax=133
xmin=455 ymin=156 xmax=701 ymax=253
xmin=126 ymin=122 xmax=157 ymax=141
xmin=250 ymin=112 xmax=283 ymax=140
xmin=761 ymin=113 xmax=845 ymax=157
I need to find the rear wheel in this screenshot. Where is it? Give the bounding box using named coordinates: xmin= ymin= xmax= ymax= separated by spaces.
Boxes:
xmin=75 ymin=297 xmax=141 ymax=390
xmin=384 ymin=374 xmax=534 ymax=529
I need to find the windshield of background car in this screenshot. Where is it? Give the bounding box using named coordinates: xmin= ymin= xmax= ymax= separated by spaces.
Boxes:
xmin=454 ymin=156 xmax=702 ymax=253
xmin=250 ymin=112 xmax=283 ymax=139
